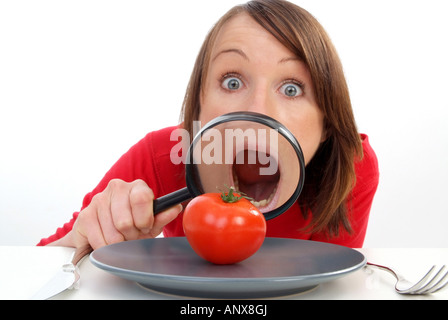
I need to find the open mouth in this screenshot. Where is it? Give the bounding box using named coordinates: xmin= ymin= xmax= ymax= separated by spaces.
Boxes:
xmin=231 ymin=149 xmax=280 ymax=212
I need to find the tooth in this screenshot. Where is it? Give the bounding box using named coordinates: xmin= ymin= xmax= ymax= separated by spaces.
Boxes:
xmin=250 ymin=199 xmax=269 ymax=208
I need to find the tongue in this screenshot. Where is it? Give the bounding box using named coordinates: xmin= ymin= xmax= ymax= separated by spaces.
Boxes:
xmin=233 ymin=150 xmax=279 ymax=201
xmin=237 ymin=179 xmax=276 ymax=201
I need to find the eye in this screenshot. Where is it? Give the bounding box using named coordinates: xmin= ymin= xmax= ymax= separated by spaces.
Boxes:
xmin=221 ymin=77 xmax=243 ymax=91
xmin=279 ymin=82 xmax=303 ymax=98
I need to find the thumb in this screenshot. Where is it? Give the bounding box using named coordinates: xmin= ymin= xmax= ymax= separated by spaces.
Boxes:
xmin=143 ymin=204 xmax=183 ymax=239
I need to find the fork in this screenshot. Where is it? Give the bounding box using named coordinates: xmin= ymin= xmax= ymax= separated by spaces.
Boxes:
xmin=366 ymin=262 xmax=448 ymax=295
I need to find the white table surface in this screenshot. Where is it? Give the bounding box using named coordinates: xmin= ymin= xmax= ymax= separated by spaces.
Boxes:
xmin=1 ymin=245 xmax=447 ymax=300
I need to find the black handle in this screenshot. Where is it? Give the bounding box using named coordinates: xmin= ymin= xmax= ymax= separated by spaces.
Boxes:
xmin=153 ymin=187 xmax=191 ymax=214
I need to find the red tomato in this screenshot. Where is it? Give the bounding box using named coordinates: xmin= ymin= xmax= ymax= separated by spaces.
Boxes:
xmin=183 ymin=190 xmax=266 ymax=265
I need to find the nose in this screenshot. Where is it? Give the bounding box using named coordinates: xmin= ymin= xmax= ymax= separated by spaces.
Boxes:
xmin=245 ymin=84 xmax=274 ymax=116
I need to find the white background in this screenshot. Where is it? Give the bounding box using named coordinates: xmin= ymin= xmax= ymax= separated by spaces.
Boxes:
xmin=1 ymin=0 xmax=447 ymax=247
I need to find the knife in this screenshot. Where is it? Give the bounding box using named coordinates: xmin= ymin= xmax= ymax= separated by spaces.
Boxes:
xmin=31 ymin=245 xmax=93 ymax=300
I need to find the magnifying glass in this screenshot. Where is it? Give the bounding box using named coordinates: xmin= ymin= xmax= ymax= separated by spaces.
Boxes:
xmin=153 ymin=111 xmax=305 ymax=220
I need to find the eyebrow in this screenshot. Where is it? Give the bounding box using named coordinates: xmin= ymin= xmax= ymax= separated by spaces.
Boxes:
xmin=212 ymin=48 xmax=249 ymax=62
xmin=278 ymin=56 xmax=301 ymax=64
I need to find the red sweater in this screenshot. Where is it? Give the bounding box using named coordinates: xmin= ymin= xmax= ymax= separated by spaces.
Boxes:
xmin=37 ymin=126 xmax=379 ymax=248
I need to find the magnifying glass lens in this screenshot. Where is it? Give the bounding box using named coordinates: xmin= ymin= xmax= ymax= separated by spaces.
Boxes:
xmin=186 ymin=112 xmax=304 ymax=220
xmin=190 ymin=121 xmax=298 ymax=214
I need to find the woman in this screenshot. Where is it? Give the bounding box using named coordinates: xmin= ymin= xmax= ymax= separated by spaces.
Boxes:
xmin=38 ymin=0 xmax=379 ymax=249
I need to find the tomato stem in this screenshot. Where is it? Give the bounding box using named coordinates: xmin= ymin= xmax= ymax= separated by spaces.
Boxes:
xmin=221 ymin=186 xmax=251 ymax=203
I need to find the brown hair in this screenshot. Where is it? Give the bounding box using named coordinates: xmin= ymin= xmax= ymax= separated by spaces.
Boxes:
xmin=180 ymin=0 xmax=363 ymax=237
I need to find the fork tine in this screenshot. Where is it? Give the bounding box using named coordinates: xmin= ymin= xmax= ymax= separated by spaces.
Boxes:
xmin=401 ymin=265 xmax=436 ymax=294
xmin=429 ymin=277 xmax=448 ymax=294
xmin=414 ymin=265 xmax=447 ymax=294
xmin=424 ymin=267 xmax=448 ymax=294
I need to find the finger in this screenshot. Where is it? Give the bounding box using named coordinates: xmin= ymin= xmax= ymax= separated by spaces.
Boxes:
xmin=108 ymin=180 xmax=140 ymax=241
xmin=129 ymin=180 xmax=155 ymax=234
xmin=94 ymin=195 xmax=125 ymax=244
xmin=144 ymin=204 xmax=183 ymax=238
xmin=87 ymin=188 xmax=124 ymax=244
xmin=74 ymin=204 xmax=108 ymax=250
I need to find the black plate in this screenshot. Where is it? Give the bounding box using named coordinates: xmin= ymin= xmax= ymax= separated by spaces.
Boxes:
xmin=90 ymin=237 xmax=366 ymax=298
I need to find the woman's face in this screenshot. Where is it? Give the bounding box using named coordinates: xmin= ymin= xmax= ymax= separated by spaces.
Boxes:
xmin=198 ymin=13 xmax=326 ymax=212
xmin=200 ymin=13 xmax=325 ymax=165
